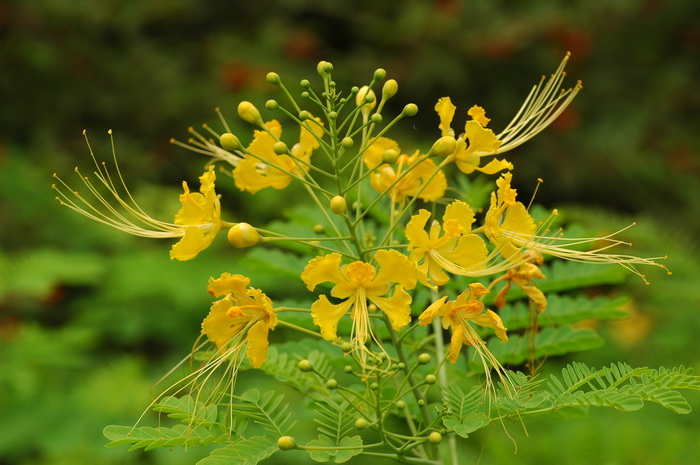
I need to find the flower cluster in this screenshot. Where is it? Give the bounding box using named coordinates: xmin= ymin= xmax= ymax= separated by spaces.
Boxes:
xmin=53 ymin=54 xmax=670 ymax=393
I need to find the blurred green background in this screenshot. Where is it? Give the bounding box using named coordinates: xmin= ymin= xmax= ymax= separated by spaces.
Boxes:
xmin=1 ymin=1 xmax=699 ymax=464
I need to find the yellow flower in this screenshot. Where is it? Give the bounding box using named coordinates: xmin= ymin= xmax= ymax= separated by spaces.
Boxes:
xmin=493 ymin=258 xmax=548 ymax=313
xmin=364 ymin=137 xmax=446 ymax=204
xmin=170 ymin=166 xmax=223 ymax=261
xmin=484 ymin=172 xmax=670 ymax=281
xmin=434 ymin=54 xmax=583 ymax=174
xmin=52 ymin=133 xmax=223 ymax=261
xmin=300 ymin=250 xmax=419 ymax=357
xmin=233 ymin=118 xmax=324 ymax=193
xmin=405 ymin=200 xmax=489 ymax=286
xmin=434 ymin=98 xmax=510 ymax=175
xmin=201 ymin=273 xmax=278 ymax=368
xmin=418 ymin=282 xmax=508 ymax=364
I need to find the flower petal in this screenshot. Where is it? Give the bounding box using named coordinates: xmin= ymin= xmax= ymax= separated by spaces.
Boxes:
xmin=435 ymin=97 xmax=456 ymax=137
xmin=418 ymin=296 xmax=448 ymax=326
xmin=201 ymin=296 xmax=242 ymax=349
xmin=370 ymin=285 xmax=413 ymax=330
xmin=246 ymin=319 xmax=271 ymax=368
xmin=301 ymin=253 xmax=345 ymax=291
xmin=170 ymin=226 xmax=212 ymax=261
xmin=363 ymin=137 xmax=400 ymax=168
xmin=311 ymin=295 xmax=353 ymax=340
xmin=470 ymin=310 xmax=508 ymax=343
xmin=443 ymin=200 xmax=476 ymax=232
xmin=373 ymin=249 xmax=418 ymax=290
xmin=207 ymin=273 xmax=251 ymax=298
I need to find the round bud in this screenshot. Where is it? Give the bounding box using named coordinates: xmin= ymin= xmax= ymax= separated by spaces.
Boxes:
xmin=220 ymin=133 xmax=242 ymax=151
xmin=341 ymin=137 xmax=354 ymax=148
xmin=277 ymin=436 xmax=297 ymax=450
xmin=382 ymin=149 xmax=399 ymax=164
xmin=425 ymin=374 xmax=437 ymax=385
xmin=272 ymin=141 xmax=287 ymax=155
xmin=356 ymin=86 xmax=377 ymax=110
xmin=313 ymin=224 xmax=325 ymax=235
xmin=238 ymin=101 xmax=263 ymax=126
xmin=430 ymin=136 xmax=457 ymax=157
xmin=370 ymin=382 xmax=379 ymax=390
xmin=351 ymin=86 xmax=359 ymax=94
xmin=398 ymin=362 xmax=406 ymax=370
xmin=301 ymin=91 xmax=310 ymax=99
xmin=323 ymin=62 xmax=334 ymax=74
xmin=266 ymin=72 xmax=280 ymax=85
xmin=299 ymin=110 xmax=310 ymax=121
xmin=418 ymin=353 xmax=431 ymax=365
xmin=374 ymin=68 xmax=387 ymax=81
xmin=418 ymin=399 xmax=425 ymax=406
xmin=330 ymin=195 xmax=347 ymax=215
xmin=382 ymin=79 xmax=398 ymax=101
xmin=328 ymin=111 xmax=338 ymax=120
xmin=265 ymin=99 xmax=278 ymax=111
xmin=428 ymin=432 xmax=443 ymax=444
xmin=326 ymin=379 xmax=338 ymax=389
xmin=344 ymin=365 xmax=353 ymax=373
xmin=354 ymin=418 xmax=368 ymax=430
xmin=402 ymin=103 xmax=418 ymax=117
xmin=298 ymin=360 xmax=313 ymax=372
xmin=396 ymin=400 xmax=406 ymax=409
xmin=440 ymin=428 xmax=447 ymax=435
xmin=341 ymin=342 xmax=353 ymax=353
xmin=300 ymin=79 xmax=311 ymax=88
xmin=370 ymin=113 xmax=382 ymax=124
xmin=227 ymin=223 xmax=260 ymax=248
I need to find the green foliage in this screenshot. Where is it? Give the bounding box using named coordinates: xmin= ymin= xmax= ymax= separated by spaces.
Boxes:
xmin=197 ymin=436 xmax=279 ymax=465
xmin=235 ymin=389 xmax=295 ymax=436
xmin=441 ymin=385 xmax=490 ymax=438
xmin=306 ymin=434 xmax=363 ymax=463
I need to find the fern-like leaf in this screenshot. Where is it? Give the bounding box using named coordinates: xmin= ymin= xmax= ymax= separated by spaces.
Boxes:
xmin=103 ymin=423 xmax=229 ymax=451
xmin=196 ymin=435 xmax=279 ymax=465
xmin=441 ymin=385 xmax=490 ymax=437
xmin=234 ymin=388 xmax=295 ymax=436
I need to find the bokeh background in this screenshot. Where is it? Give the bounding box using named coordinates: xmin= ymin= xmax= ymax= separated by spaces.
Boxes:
xmin=1 ymin=1 xmax=699 ymax=464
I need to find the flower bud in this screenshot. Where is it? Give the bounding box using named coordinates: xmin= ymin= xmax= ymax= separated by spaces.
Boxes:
xmin=330 ymin=195 xmax=347 ymax=215
xmin=299 ymin=110 xmax=310 ymax=121
xmin=313 ymin=224 xmax=326 ymax=235
xmin=317 ymin=61 xmax=333 ymax=77
xmin=220 ymin=133 xmax=242 ymax=151
xmin=356 ymin=86 xmax=376 ymax=110
xmin=341 ymin=342 xmax=353 ymax=352
xmin=402 ymin=103 xmax=418 ymax=117
xmin=354 ymin=418 xmax=368 ymax=430
xmin=326 ymin=379 xmax=338 ymax=389
xmin=382 ymin=149 xmax=399 ymax=164
xmin=428 ymin=432 xmax=443 ymax=444
xmin=273 ymin=141 xmax=288 ymax=155
xmin=430 ymin=136 xmax=457 ymax=157
xmin=341 ymin=137 xmax=354 ymax=148
xmin=382 ymin=79 xmax=398 ymax=101
xmin=425 ymin=374 xmax=437 ymax=385
xmin=238 ymin=101 xmax=263 ymax=126
xmin=370 ymin=113 xmax=382 ymax=124
xmin=298 ymin=360 xmax=313 ymax=372
xmin=417 ymin=353 xmax=431 ymax=365
xmin=266 ymin=72 xmax=280 ymax=85
xmin=300 ymin=79 xmax=311 ymax=88
xmin=396 ymin=400 xmax=406 ymax=409
xmin=374 ymin=68 xmax=386 ymax=80
xmin=227 ymin=223 xmax=260 ymax=248
xmin=277 ymin=436 xmax=297 ymax=450
xmin=265 ymin=99 xmax=278 ymax=110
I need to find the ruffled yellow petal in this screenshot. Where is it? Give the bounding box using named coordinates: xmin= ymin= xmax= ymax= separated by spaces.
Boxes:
xmin=372 ymin=249 xmax=418 ymax=291
xmin=443 ymin=200 xmax=476 ymax=232
xmin=470 ymin=310 xmax=508 ymax=343
xmin=435 ymin=97 xmax=456 ymax=137
xmin=201 ymin=296 xmax=242 ymax=349
xmin=170 ymin=226 xmax=211 ymax=261
xmin=463 ymin=120 xmax=502 ymax=155
xmin=233 ymin=157 xmax=293 ymax=194
xmin=301 ymin=253 xmax=345 ymax=291
xmin=247 ymin=120 xmax=282 ymax=159
xmin=447 ymin=324 xmax=467 ymax=363
xmin=438 ymin=234 xmax=489 ymax=271
xmin=468 ymin=105 xmax=490 ymax=127
xmin=405 ymin=210 xmax=432 ymax=249
xmin=363 ymin=137 xmax=400 ymax=168
xmin=246 ymin=319 xmax=271 ymax=368
xmin=311 ymin=295 xmax=353 ymax=340
xmin=418 ymin=296 xmax=448 ymax=326
xmin=207 ymin=273 xmax=251 ymax=298
xmin=400 ymin=159 xmax=447 ymax=202
xmin=475 ymin=158 xmax=513 ymax=175
xmin=293 ymin=116 xmax=324 ymax=161
xmin=370 ymin=285 xmax=413 ymax=330
xmin=496 ymin=173 xmax=517 ymax=205
xmin=501 ymin=202 xmax=536 ymax=237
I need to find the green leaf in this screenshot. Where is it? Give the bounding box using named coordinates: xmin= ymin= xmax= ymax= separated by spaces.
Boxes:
xmin=306 ymin=434 xmax=363 ymax=463
xmin=486 ymin=325 xmax=604 ymax=365
xmin=152 ymin=395 xmax=218 ymax=426
xmin=312 ymin=398 xmax=356 ymax=444
xmin=234 ymin=389 xmax=295 ymax=436
xmin=441 ymin=385 xmax=490 ymax=437
xmin=197 ymin=435 xmax=278 ymax=465
xmin=103 ymin=424 xmax=229 ymax=451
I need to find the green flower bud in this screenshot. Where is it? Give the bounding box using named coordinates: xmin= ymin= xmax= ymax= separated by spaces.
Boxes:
xmin=341 ymin=342 xmax=353 ymax=352
xmin=266 ymin=72 xmax=280 ymax=85
xmin=220 ymin=133 xmax=242 ymax=151
xmin=273 ymin=141 xmax=288 ymax=155
xmin=300 ymin=79 xmax=311 ymax=88
xmin=328 ymin=111 xmax=338 ymax=120
xmin=326 ymin=379 xmax=338 ymax=389
xmin=265 ymin=99 xmax=278 ymax=110
xmin=374 ymin=68 xmax=387 ymax=81
xmin=402 ymin=103 xmax=418 ymax=117
xmin=330 ymin=195 xmax=347 ymax=215
xmin=227 ymin=223 xmax=260 ymax=248
xmin=370 ymin=382 xmax=379 ymax=390
xmin=425 ymin=374 xmax=437 ymax=385
xmin=418 ymin=353 xmax=431 ymax=365
xmin=396 ymin=400 xmax=406 ymax=409
xmin=238 ymin=101 xmax=263 ymax=126
xmin=356 ymin=86 xmax=376 ymax=110
xmin=299 ymin=110 xmax=310 ymax=121
xmin=277 ymin=436 xmax=297 ymax=450
xmin=370 ymin=113 xmax=382 ymax=124
xmin=341 ymin=137 xmax=354 ymax=148
xmin=382 ymin=149 xmax=399 ymax=164
xmin=298 ymin=360 xmax=313 ymax=372
xmin=382 ymin=79 xmax=398 ymax=101
xmin=398 ymin=362 xmax=406 ymax=370
xmin=313 ymin=224 xmax=325 ymax=235
xmin=354 ymin=418 xmax=368 ymax=430
xmin=344 ymin=365 xmax=353 ymax=373
xmin=428 ymin=432 xmax=442 ymax=444
xmin=430 ymin=136 xmax=457 ymax=157
xmin=418 ymin=399 xmax=425 ymax=406
xmin=301 ymin=91 xmax=310 ymax=99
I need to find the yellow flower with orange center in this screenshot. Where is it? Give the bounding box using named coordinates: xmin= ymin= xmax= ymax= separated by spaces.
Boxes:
xmin=405 ymin=200 xmax=489 ymax=286
xmin=300 ymin=250 xmax=419 ymax=357
xmin=233 ymin=118 xmax=324 ymax=193
xmin=201 ymin=273 xmax=278 ymax=368
xmin=418 ymin=282 xmax=507 ymax=364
